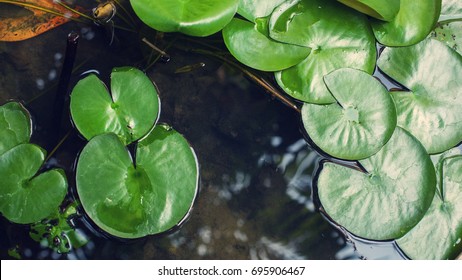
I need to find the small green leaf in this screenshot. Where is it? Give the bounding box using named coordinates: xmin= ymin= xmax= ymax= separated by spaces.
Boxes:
xmin=371 ymin=0 xmax=441 ymax=46
xmin=397 ymin=155 xmax=462 ymax=259
xmin=0 ymin=144 xmax=67 ymax=224
xmin=76 ymin=125 xmax=199 ymax=239
xmin=337 ymin=0 xmax=400 ymax=21
xmin=317 ymin=127 xmax=436 ymax=240
xmin=237 ymin=0 xmax=287 ymax=22
xmin=130 ymin=0 xmax=239 ymax=36
xmin=377 ymin=39 xmax=462 ymax=154
xmin=439 ymin=0 xmax=462 ymax=22
xmin=0 ymin=102 xmax=31 ymax=155
xmin=222 ymin=18 xmax=311 ymax=71
xmin=70 ymin=67 xmax=159 ymax=145
xmin=269 ymin=0 xmax=376 ymax=104
xmin=302 ymin=68 xmax=397 ymax=160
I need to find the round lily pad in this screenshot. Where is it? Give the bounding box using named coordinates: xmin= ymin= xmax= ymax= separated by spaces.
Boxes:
xmin=0 ymin=102 xmax=31 ymax=155
xmin=302 ymin=68 xmax=397 ymax=160
xmin=130 ymin=0 xmax=239 ymax=37
xmin=337 ymin=0 xmax=400 ymax=21
xmin=439 ymin=0 xmax=462 ymax=22
xmin=377 ymin=39 xmax=462 ymax=154
xmin=397 ymin=155 xmax=462 ymax=259
xmin=70 ymin=67 xmax=159 ymax=146
xmin=269 ymin=0 xmax=376 ymax=104
xmin=316 ymin=127 xmax=436 ymax=240
xmin=237 ymin=0 xmax=287 ymax=22
xmin=76 ymin=125 xmax=199 ymax=239
xmin=222 ymin=18 xmax=311 ymax=71
xmin=0 ymin=144 xmax=67 ymax=224
xmin=371 ymin=0 xmax=441 ymax=46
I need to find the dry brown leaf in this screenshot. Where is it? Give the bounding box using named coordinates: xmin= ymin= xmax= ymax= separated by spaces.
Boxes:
xmin=0 ymin=0 xmax=82 ymax=41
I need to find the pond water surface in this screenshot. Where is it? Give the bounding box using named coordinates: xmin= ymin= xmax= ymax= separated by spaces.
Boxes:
xmin=0 ymin=0 xmax=407 ymax=260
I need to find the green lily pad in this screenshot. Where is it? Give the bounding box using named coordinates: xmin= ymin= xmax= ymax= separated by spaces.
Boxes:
xmin=76 ymin=125 xmax=199 ymax=239
xmin=269 ymin=0 xmax=376 ymax=104
xmin=130 ymin=0 xmax=239 ymax=37
xmin=317 ymin=127 xmax=436 ymax=240
xmin=371 ymin=0 xmax=441 ymax=46
xmin=0 ymin=144 xmax=68 ymax=224
xmin=237 ymin=0 xmax=287 ymax=22
xmin=397 ymin=155 xmax=462 ymax=259
xmin=302 ymin=68 xmax=397 ymax=160
xmin=70 ymin=67 xmax=159 ymax=146
xmin=431 ymin=22 xmax=462 ymax=55
xmin=222 ymin=18 xmax=311 ymax=71
xmin=439 ymin=0 xmax=462 ymax=22
xmin=0 ymin=102 xmax=31 ymax=155
xmin=377 ymin=39 xmax=462 ymax=154
xmin=337 ymin=0 xmax=400 ymax=21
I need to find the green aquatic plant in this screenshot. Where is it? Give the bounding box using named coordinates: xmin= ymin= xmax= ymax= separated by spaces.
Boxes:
xmin=0 ymin=102 xmax=67 ymax=225
xmin=397 ymin=150 xmax=462 ymax=259
xmin=370 ymin=0 xmax=441 ymax=46
xmin=76 ymin=126 xmax=199 ymax=239
xmin=316 ymin=127 xmax=436 ymax=240
xmin=70 ymin=67 xmax=199 ymax=239
xmin=377 ymin=39 xmax=462 ymax=154
xmin=301 ymin=68 xmax=397 ymax=160
xmin=129 ymin=0 xmax=239 ymax=36
xmin=70 ymin=67 xmax=160 ymax=145
xmin=336 ymin=0 xmax=400 ymax=21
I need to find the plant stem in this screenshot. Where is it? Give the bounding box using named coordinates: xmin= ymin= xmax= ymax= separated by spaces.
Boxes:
xmin=45 ymin=130 xmax=72 ymax=162
xmin=50 ymin=32 xmax=79 ymax=150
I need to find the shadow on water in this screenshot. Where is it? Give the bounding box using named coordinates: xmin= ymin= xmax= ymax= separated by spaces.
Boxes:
xmin=0 ymin=0 xmax=407 ymax=260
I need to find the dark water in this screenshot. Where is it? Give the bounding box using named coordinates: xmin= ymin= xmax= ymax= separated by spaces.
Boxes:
xmin=0 ymin=1 xmax=405 ymax=260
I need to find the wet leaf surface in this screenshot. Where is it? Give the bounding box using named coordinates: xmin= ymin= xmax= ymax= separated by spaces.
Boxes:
xmin=76 ymin=125 xmax=199 ymax=239
xmin=222 ymin=18 xmax=311 ymax=71
xmin=377 ymin=39 xmax=462 ymax=154
xmin=0 ymin=102 xmax=31 ymax=155
xmin=130 ymin=0 xmax=239 ymax=36
xmin=337 ymin=0 xmax=400 ymax=21
xmin=302 ymin=68 xmax=396 ymax=160
xmin=237 ymin=0 xmax=287 ymax=22
xmin=0 ymin=143 xmax=67 ymax=224
xmin=371 ymin=0 xmax=441 ymax=46
xmin=439 ymin=0 xmax=462 ymax=22
xmin=397 ymin=154 xmax=462 ymax=259
xmin=431 ymin=21 xmax=462 ymax=55
xmin=270 ymin=0 xmax=376 ymax=104
xmin=70 ymin=67 xmax=160 ymax=146
xmin=317 ymin=127 xmax=436 ymax=240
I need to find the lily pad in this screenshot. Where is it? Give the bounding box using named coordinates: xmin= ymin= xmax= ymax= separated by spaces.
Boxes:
xmin=237 ymin=0 xmax=287 ymax=22
xmin=371 ymin=0 xmax=441 ymax=46
xmin=439 ymin=0 xmax=462 ymax=22
xmin=337 ymin=0 xmax=400 ymax=21
xmin=377 ymin=39 xmax=462 ymax=154
xmin=431 ymin=22 xmax=462 ymax=55
xmin=316 ymin=127 xmax=436 ymax=240
xmin=222 ymin=18 xmax=311 ymax=71
xmin=0 ymin=102 xmax=31 ymax=155
xmin=302 ymin=68 xmax=396 ymax=160
xmin=397 ymin=155 xmax=462 ymax=259
xmin=70 ymin=67 xmax=159 ymax=146
xmin=76 ymin=125 xmax=199 ymax=239
xmin=130 ymin=0 xmax=239 ymax=37
xmin=269 ymin=0 xmax=376 ymax=104
xmin=0 ymin=144 xmax=67 ymax=224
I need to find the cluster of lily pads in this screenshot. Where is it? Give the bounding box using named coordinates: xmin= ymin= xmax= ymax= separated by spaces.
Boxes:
xmin=0 ymin=67 xmax=199 ymax=254
xmin=70 ymin=67 xmax=199 ymax=239
xmin=129 ymin=0 xmax=462 ymax=259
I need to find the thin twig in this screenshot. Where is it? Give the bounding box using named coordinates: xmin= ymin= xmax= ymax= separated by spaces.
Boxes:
xmin=45 ymin=130 xmax=72 ymax=162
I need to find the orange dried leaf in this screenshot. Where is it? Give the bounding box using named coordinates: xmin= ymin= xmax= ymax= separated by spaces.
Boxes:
xmin=0 ymin=0 xmax=82 ymax=41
